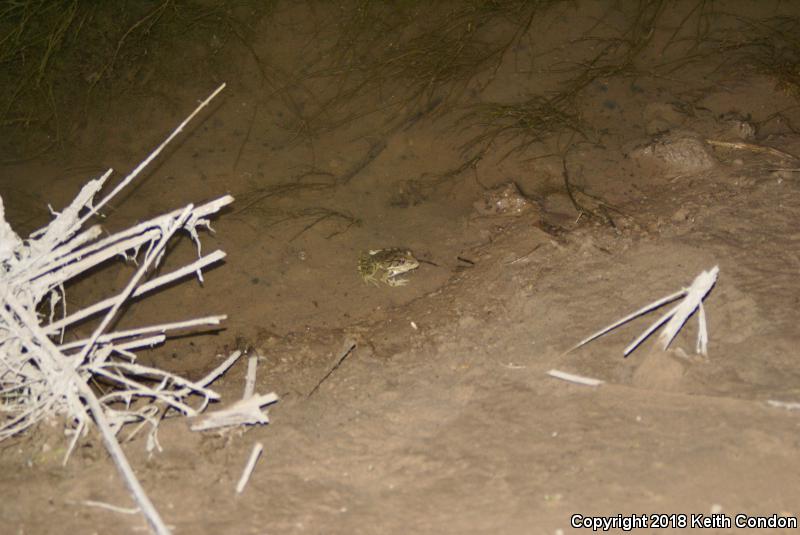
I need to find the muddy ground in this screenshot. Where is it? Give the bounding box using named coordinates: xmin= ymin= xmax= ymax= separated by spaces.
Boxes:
xmin=1 ymin=1 xmax=799 ymax=534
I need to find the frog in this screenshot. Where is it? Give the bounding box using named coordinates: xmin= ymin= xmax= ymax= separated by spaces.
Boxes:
xmin=357 ymin=248 xmax=419 ymax=287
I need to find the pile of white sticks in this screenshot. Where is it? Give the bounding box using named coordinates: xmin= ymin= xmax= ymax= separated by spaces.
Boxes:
xmin=0 ymin=84 xmax=230 ymax=534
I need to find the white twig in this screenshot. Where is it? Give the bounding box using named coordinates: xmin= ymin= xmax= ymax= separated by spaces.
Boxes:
xmin=81 ymin=500 xmax=141 ymax=515
xmin=623 ymin=301 xmax=683 ymax=356
xmin=112 ymin=335 xmax=167 ymax=354
xmin=568 ymin=266 xmax=719 ymax=357
xmin=767 ymin=400 xmax=800 ymax=411
xmin=58 ymin=315 xmax=227 ymax=352
xmin=77 ymin=83 xmax=227 ymax=227
xmin=190 ymin=393 xmax=279 ymax=432
xmin=547 ymin=369 xmax=604 ymax=387
xmin=235 ymin=442 xmax=264 ymax=494
xmin=189 ymin=350 xmax=243 ymax=391
xmin=243 ymin=354 xmax=258 ymax=400
xmin=568 ymin=290 xmax=685 ymax=352
xmin=655 ymin=267 xmax=718 ymax=354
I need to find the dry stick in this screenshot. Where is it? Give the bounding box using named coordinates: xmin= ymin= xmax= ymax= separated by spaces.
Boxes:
xmin=243 ymin=354 xmax=258 ymax=400
xmin=566 ymin=289 xmax=685 ymax=354
xmin=58 ymin=315 xmax=227 ymax=352
xmin=0 ymin=405 xmax=48 ymax=441
xmin=307 ymin=342 xmax=357 ymax=398
xmin=546 ymin=369 xmax=604 ymax=387
xmin=77 ymin=83 xmax=227 ymax=229
xmin=20 ymin=172 xmax=113 ymax=273
xmin=113 ymin=335 xmax=166 ymax=353
xmin=235 ymin=442 xmax=264 ymax=494
xmin=767 ymin=400 xmax=800 ymax=411
xmin=0 ymin=301 xmax=76 ymax=437
xmin=568 ymin=267 xmax=718 ymax=357
xmin=655 ymin=267 xmax=717 ymax=355
xmin=190 ymin=393 xmax=278 ymax=431
xmin=623 ymin=300 xmax=684 ymax=356
xmin=89 ymin=367 xmax=198 ymax=416
xmin=130 ymin=349 xmax=244 ymax=434
xmin=45 ymin=250 xmax=226 ymax=334
xmin=145 ymin=349 xmax=245 ymax=427
xmin=30 ymin=171 xmax=111 ymax=241
xmin=175 ymin=350 xmax=243 ymax=399
xmin=90 ymin=362 xmax=220 ymax=402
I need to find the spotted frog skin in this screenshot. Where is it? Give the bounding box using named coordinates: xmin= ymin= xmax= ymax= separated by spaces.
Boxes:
xmin=358 ymin=248 xmax=419 ymax=287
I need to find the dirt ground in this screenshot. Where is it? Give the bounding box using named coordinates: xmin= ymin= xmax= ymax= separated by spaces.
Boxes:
xmin=1 ymin=1 xmax=800 ymax=533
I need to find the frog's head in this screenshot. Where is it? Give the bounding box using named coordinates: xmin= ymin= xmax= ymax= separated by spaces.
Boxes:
xmin=389 ymin=250 xmax=419 ymax=275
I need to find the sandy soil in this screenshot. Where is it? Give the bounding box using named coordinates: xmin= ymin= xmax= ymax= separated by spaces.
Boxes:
xmin=1 ymin=1 xmax=799 ymax=534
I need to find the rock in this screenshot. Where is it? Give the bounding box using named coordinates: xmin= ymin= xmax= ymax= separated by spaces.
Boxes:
xmin=472 ymin=182 xmax=538 ymax=217
xmin=671 ymin=206 xmax=690 ymax=222
xmin=629 ymin=130 xmax=718 ymax=174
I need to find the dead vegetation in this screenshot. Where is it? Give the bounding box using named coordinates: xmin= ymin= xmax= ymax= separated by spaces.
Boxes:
xmin=4 ymin=0 xmax=800 ymax=162
xmin=735 ymin=15 xmax=800 ymax=100
xmin=0 ymin=0 xmax=274 ymax=160
xmin=276 ymin=0 xmax=548 ymax=136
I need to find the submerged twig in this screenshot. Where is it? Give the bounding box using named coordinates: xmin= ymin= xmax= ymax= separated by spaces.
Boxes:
xmin=705 ymin=139 xmax=800 ymax=162
xmin=307 ymin=341 xmax=357 ymax=398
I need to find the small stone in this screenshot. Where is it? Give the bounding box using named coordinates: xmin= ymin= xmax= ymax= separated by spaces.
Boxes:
xmin=472 ymin=182 xmax=538 ymax=217
xmin=672 ymin=207 xmax=690 ymax=222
